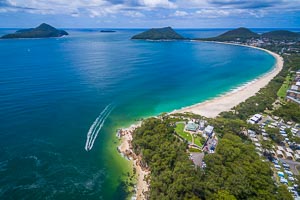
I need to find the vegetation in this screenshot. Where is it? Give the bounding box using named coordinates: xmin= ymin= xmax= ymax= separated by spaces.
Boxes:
xmin=1 ymin=23 xmax=68 ymax=39
xmin=175 ymin=123 xmax=193 ymax=142
xmin=197 ymin=27 xmax=300 ymax=43
xmin=199 ymin=27 xmax=259 ymax=42
xmin=132 ymin=118 xmax=292 ymax=200
xmin=131 ymin=27 xmax=185 ymax=40
xmin=277 ymin=74 xmax=291 ymax=99
xmin=261 ymin=30 xmax=300 ymax=41
xmin=273 ymin=102 xmax=300 ymax=123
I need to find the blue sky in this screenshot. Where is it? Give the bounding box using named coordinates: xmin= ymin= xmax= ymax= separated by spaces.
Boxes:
xmin=0 ymin=0 xmax=299 ymax=28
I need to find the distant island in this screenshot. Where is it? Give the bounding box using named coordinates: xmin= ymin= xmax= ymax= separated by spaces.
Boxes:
xmin=131 ymin=27 xmax=185 ymax=40
xmin=198 ymin=27 xmax=300 ymax=42
xmin=1 ymin=23 xmax=68 ymax=39
xmin=100 ymin=30 xmax=116 ymax=33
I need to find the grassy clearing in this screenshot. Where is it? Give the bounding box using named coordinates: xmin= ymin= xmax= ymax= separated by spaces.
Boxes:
xmin=175 ymin=123 xmax=193 ymax=142
xmin=194 ymin=136 xmax=204 ymax=147
xmin=277 ymin=74 xmax=291 ymax=98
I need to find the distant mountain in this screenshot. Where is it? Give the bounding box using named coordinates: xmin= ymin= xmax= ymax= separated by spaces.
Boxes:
xmin=1 ymin=23 xmax=68 ymax=39
xmin=262 ymin=30 xmax=300 ymax=40
xmin=200 ymin=27 xmax=259 ymax=42
xmin=131 ymin=27 xmax=185 ymax=40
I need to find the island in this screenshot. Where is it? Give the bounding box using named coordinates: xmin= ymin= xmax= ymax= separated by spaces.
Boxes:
xmin=1 ymin=23 xmax=68 ymax=39
xmin=131 ymin=26 xmax=185 ymax=40
xmin=100 ymin=30 xmax=116 ymax=33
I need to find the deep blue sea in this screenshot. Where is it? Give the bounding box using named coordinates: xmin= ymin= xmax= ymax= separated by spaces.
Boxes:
xmin=0 ymin=28 xmax=286 ymax=199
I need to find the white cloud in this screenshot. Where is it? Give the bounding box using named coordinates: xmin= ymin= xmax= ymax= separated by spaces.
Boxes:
xmin=138 ymin=0 xmax=177 ymax=8
xmin=123 ymin=11 xmax=144 ymax=18
xmin=173 ymin=10 xmax=189 ymax=17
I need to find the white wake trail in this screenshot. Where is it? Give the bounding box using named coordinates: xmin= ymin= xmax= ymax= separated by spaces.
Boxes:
xmin=85 ymin=104 xmax=111 ymax=151
xmin=88 ymin=107 xmax=114 ymax=150
xmin=87 ymin=105 xmax=111 ymax=147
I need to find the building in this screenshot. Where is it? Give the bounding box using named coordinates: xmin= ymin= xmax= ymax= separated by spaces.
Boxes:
xmin=286 ymin=70 xmax=300 ymax=105
xmin=204 ymin=125 xmax=214 ymax=137
xmin=285 ymin=152 xmax=294 ymax=160
xmin=185 ymin=121 xmax=199 ymax=132
xmin=249 ymin=114 xmax=262 ymax=124
xmin=199 ymin=120 xmax=205 ymax=130
xmin=276 ymin=150 xmax=284 ymax=158
xmin=295 ymin=154 xmax=300 ymax=161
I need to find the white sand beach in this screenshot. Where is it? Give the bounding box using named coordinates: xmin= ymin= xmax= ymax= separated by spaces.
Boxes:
xmin=173 ymin=42 xmax=284 ymax=118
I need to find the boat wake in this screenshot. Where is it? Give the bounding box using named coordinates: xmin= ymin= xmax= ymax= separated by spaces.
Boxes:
xmin=85 ymin=104 xmax=114 ymax=151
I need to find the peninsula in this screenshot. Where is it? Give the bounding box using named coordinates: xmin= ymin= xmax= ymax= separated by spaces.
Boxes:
xmin=119 ymin=27 xmax=300 ymax=199
xmin=131 ymin=27 xmax=184 ymax=40
xmin=199 ymin=27 xmax=300 ymax=42
xmin=1 ymin=23 xmax=68 ymax=39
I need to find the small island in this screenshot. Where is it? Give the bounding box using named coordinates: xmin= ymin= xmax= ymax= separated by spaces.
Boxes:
xmin=100 ymin=30 xmax=116 ymax=33
xmin=131 ymin=26 xmax=185 ymax=40
xmin=1 ymin=23 xmax=68 ymax=39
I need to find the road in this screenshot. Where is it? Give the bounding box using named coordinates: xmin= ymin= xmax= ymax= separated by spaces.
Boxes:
xmin=279 ymin=158 xmax=300 ymax=175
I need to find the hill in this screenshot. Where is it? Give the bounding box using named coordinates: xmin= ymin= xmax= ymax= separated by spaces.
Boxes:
xmin=131 ymin=27 xmax=184 ymax=40
xmin=1 ymin=23 xmax=68 ymax=39
xmin=201 ymin=27 xmax=259 ymax=42
xmin=262 ymin=30 xmax=300 ymax=40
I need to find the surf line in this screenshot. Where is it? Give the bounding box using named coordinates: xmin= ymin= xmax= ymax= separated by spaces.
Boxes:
xmin=85 ymin=104 xmax=114 ymax=151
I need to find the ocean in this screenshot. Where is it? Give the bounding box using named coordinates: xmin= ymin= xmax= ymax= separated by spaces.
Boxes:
xmin=0 ymin=28 xmax=279 ymax=199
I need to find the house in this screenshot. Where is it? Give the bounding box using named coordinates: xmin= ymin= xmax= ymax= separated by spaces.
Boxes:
xmin=295 ymin=154 xmax=300 ymax=161
xmin=286 ymin=147 xmax=294 ymax=154
xmin=285 ymin=152 xmax=294 ymax=160
xmin=276 ymin=150 xmax=284 ymax=158
xmin=278 ymin=146 xmax=285 ymax=151
xmin=185 ymin=121 xmax=199 ymax=132
xmin=204 ymin=125 xmax=214 ymax=137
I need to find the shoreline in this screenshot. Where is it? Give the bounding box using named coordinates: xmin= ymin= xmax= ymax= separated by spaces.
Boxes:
xmin=117 ymin=124 xmax=150 ymax=200
xmin=118 ymin=41 xmax=284 ymax=199
xmin=172 ymin=41 xmax=284 ymax=118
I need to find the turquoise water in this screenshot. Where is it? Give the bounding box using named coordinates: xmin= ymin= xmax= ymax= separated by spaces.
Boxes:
xmin=0 ymin=29 xmax=275 ymax=199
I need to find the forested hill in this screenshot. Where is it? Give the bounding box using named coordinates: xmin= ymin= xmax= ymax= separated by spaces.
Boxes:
xmin=132 ymin=117 xmax=293 ymax=200
xmin=199 ymin=27 xmax=259 ymax=42
xmin=262 ymin=30 xmax=300 ymax=40
xmin=198 ymin=27 xmax=300 ymax=42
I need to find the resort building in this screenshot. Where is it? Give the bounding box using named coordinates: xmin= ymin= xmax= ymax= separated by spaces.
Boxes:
xmin=185 ymin=121 xmax=199 ymax=132
xmin=199 ymin=120 xmax=205 ymax=131
xmin=204 ymin=125 xmax=214 ymax=137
